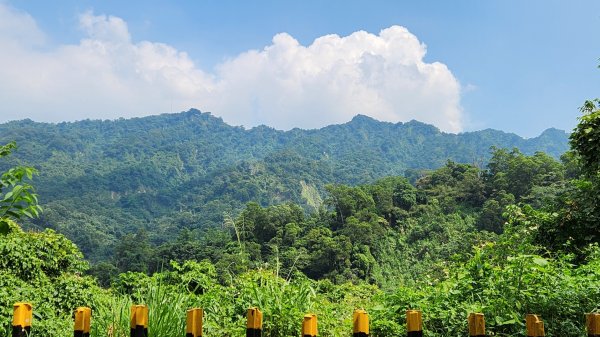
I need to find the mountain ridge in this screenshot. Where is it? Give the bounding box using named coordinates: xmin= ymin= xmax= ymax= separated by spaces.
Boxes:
xmin=2 ymin=108 xmax=568 ymax=140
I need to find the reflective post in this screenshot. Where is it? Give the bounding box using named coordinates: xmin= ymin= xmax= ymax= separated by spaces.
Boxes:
xmin=352 ymin=309 xmax=369 ymax=337
xmin=186 ymin=308 xmax=203 ymax=337
xmin=302 ymin=314 xmax=317 ymax=337
xmin=406 ymin=310 xmax=422 ymax=337
xmin=12 ymin=303 xmax=32 ymax=337
xmin=468 ymin=313 xmax=485 ymax=337
xmin=246 ymin=307 xmax=263 ymax=337
xmin=587 ymin=313 xmax=600 ymax=337
xmin=536 ymin=320 xmax=545 ymax=337
xmin=526 ymin=314 xmax=545 ymax=337
xmin=74 ymin=307 xmax=92 ymax=337
xmin=130 ymin=304 xmax=148 ymax=337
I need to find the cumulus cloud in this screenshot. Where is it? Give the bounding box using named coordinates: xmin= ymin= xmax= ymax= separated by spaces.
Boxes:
xmin=0 ymin=4 xmax=464 ymax=132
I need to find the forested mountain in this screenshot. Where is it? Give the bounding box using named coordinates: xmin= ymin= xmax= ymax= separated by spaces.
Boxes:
xmin=0 ymin=109 xmax=569 ymax=261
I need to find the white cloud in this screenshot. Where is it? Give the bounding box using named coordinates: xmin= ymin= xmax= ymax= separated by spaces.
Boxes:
xmin=0 ymin=3 xmax=45 ymax=47
xmin=79 ymin=11 xmax=130 ymax=43
xmin=0 ymin=4 xmax=464 ymax=132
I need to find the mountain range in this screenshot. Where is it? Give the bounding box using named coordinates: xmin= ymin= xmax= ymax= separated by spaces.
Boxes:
xmin=0 ymin=109 xmax=569 ymax=260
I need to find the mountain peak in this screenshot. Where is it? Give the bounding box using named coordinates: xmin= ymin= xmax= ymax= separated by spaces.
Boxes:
xmin=350 ymin=114 xmax=378 ymax=124
xmin=538 ymin=127 xmax=568 ymax=137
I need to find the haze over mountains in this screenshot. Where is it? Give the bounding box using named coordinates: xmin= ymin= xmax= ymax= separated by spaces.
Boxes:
xmin=0 ymin=109 xmax=569 ymax=260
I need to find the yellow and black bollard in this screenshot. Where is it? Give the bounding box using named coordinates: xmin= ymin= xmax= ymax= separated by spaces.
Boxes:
xmin=302 ymin=313 xmax=317 ymax=337
xmin=353 ymin=309 xmax=369 ymax=337
xmin=526 ymin=314 xmax=545 ymax=337
xmin=536 ymin=320 xmax=545 ymax=337
xmin=406 ymin=310 xmax=422 ymax=337
xmin=74 ymin=307 xmax=92 ymax=337
xmin=12 ymin=303 xmax=32 ymax=337
xmin=468 ymin=313 xmax=485 ymax=337
xmin=130 ymin=304 xmax=149 ymax=337
xmin=186 ymin=308 xmax=203 ymax=337
xmin=587 ymin=313 xmax=600 ymax=337
xmin=246 ymin=307 xmax=263 ymax=337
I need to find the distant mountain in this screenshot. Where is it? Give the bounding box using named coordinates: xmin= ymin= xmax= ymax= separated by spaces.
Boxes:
xmin=0 ymin=109 xmax=569 ymax=260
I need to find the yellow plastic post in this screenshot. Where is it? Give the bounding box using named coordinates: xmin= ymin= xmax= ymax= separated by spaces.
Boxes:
xmin=587 ymin=313 xmax=600 ymax=337
xmin=12 ymin=303 xmax=33 ymax=337
xmin=353 ymin=309 xmax=369 ymax=337
xmin=526 ymin=314 xmax=545 ymax=337
xmin=526 ymin=314 xmax=538 ymax=337
xmin=406 ymin=310 xmax=423 ymax=337
xmin=246 ymin=307 xmax=263 ymax=337
xmin=74 ymin=307 xmax=92 ymax=337
xmin=130 ymin=304 xmax=149 ymax=337
xmin=186 ymin=308 xmax=203 ymax=337
xmin=468 ymin=313 xmax=485 ymax=337
xmin=302 ymin=314 xmax=318 ymax=337
xmin=536 ymin=320 xmax=545 ymax=337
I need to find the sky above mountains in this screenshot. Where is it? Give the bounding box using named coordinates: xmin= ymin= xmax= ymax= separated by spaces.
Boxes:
xmin=1 ymin=1 xmax=599 ymax=137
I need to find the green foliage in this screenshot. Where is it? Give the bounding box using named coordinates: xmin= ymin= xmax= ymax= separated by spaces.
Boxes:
xmin=0 ymin=220 xmax=101 ymax=337
xmin=0 ymin=206 xmax=600 ymax=337
xmin=114 ymin=229 xmax=152 ymax=273
xmin=0 ymin=223 xmax=87 ymax=280
xmin=528 ymin=99 xmax=600 ymax=255
xmin=86 ymin=264 xmax=381 ymax=337
xmin=79 ymin=147 xmax=573 ymax=290
xmin=367 ymin=176 xmax=416 ymax=226
xmin=0 ymin=142 xmax=42 ymax=234
xmin=417 ymin=160 xmax=485 ymax=211
xmin=486 ymin=148 xmax=564 ymax=200
xmin=3 ymin=214 xmax=598 ymax=337
xmin=379 ymin=210 xmax=600 ymax=336
xmin=570 ymin=99 xmax=600 ymax=176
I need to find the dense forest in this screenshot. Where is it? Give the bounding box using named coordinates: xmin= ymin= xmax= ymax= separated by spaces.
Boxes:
xmin=0 ymin=111 xmax=568 ymax=263
xmin=1 ymin=102 xmax=599 ymax=336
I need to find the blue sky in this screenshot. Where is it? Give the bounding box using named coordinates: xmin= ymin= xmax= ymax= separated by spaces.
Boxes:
xmin=2 ymin=1 xmax=599 ymax=137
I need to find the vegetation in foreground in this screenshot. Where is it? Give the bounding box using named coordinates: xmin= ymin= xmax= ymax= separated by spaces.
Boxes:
xmin=1 ymin=215 xmax=599 ymax=336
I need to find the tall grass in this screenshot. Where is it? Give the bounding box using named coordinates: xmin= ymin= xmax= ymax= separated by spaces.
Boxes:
xmin=1 ymin=269 xmax=377 ymax=337
xmin=91 ymin=280 xmax=193 ymax=337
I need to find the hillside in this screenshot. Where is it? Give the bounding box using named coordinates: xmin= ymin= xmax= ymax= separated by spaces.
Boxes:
xmin=0 ymin=109 xmax=569 ymax=261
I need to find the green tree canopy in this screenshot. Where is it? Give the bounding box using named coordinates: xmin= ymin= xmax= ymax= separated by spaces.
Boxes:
xmin=570 ymin=99 xmax=600 ymax=176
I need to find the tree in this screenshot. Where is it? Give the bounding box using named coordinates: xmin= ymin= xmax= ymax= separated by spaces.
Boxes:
xmin=540 ymin=99 xmax=600 ymax=253
xmin=325 ymin=184 xmax=376 ymax=228
xmin=570 ymin=99 xmax=600 ymax=176
xmin=485 ymin=148 xmax=563 ymax=200
xmin=0 ymin=142 xmax=43 ymax=234
xmin=417 ymin=160 xmax=485 ymax=211
xmin=114 ymin=229 xmax=152 ymax=273
xmin=534 ymin=97 xmax=600 ymax=255
xmin=369 ymin=176 xmax=416 ymax=226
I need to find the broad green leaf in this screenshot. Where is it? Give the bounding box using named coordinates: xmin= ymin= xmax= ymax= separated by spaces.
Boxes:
xmin=2 ymin=191 xmax=13 ymax=201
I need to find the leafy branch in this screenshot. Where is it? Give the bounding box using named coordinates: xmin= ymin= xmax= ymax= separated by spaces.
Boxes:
xmin=0 ymin=142 xmax=43 ymax=233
